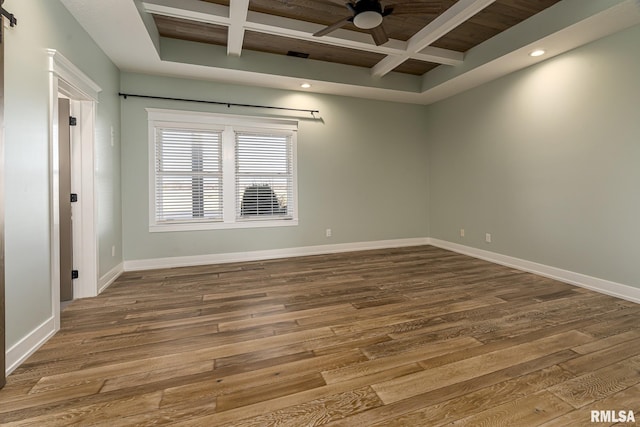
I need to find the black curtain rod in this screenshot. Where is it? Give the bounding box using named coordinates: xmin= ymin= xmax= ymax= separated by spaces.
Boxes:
xmin=118 ymin=92 xmax=319 ymax=115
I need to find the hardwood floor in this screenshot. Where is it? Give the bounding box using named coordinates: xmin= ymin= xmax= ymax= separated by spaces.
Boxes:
xmin=1 ymin=245 xmax=639 ymax=426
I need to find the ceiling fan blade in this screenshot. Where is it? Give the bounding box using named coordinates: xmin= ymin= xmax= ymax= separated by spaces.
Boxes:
xmin=387 ymin=2 xmax=443 ymax=15
xmin=313 ymin=16 xmax=353 ymax=37
xmin=369 ymin=25 xmax=389 ymax=46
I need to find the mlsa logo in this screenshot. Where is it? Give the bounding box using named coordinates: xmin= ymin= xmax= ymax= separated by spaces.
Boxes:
xmin=591 ymin=410 xmax=635 ymax=423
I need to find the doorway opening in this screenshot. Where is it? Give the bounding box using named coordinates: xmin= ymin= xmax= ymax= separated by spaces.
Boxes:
xmin=58 ymin=96 xmax=74 ymax=306
xmin=48 ymin=50 xmax=101 ymax=330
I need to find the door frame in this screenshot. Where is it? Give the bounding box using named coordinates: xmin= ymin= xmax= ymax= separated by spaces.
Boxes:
xmin=48 ymin=50 xmax=101 ymax=330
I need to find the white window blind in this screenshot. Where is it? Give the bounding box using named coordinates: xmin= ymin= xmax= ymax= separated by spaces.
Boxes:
xmin=154 ymin=127 xmax=222 ymax=222
xmin=235 ymin=132 xmax=293 ymax=220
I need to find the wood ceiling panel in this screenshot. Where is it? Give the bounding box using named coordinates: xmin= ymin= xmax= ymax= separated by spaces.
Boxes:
xmin=242 ymin=30 xmax=386 ymax=69
xmin=393 ymin=59 xmax=439 ymax=76
xmin=371 ymin=14 xmax=439 ymax=42
xmin=432 ymin=19 xmax=504 ymax=52
xmin=154 ymin=15 xmax=227 ymax=46
xmin=494 ymin=0 xmax=562 ymax=14
xmin=432 ymin=0 xmax=561 ymax=52
xmin=249 ymin=0 xmax=352 ymax=25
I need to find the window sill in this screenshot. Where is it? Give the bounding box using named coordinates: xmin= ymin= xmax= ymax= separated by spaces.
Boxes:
xmin=149 ymin=218 xmax=299 ymax=233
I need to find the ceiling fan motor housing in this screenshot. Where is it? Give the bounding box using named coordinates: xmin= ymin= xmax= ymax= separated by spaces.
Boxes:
xmin=353 ymin=0 xmax=384 ymax=14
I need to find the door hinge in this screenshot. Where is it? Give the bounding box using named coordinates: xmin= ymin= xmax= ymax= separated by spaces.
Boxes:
xmin=72 ymin=270 xmax=79 ymax=279
xmin=70 ymin=193 xmax=78 ymax=203
xmin=69 ymin=116 xmax=77 ymax=126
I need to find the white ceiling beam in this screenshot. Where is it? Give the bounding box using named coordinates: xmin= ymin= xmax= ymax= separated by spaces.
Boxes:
xmin=142 ymin=0 xmax=230 ymax=26
xmin=417 ymin=46 xmax=464 ymax=67
xmin=372 ymin=0 xmax=496 ymax=78
xmin=227 ymin=0 xmax=249 ymax=56
xmin=142 ymin=0 xmax=463 ymax=67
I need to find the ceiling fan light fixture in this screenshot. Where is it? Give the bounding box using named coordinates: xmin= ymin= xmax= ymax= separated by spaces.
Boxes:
xmin=353 ymin=10 xmax=383 ymax=29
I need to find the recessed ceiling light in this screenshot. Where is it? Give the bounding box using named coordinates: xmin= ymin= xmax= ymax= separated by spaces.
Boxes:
xmin=300 ymin=83 xmax=311 ymax=88
xmin=529 ymin=49 xmax=546 ymax=57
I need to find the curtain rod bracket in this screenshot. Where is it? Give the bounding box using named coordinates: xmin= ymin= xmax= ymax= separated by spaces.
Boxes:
xmin=0 ymin=2 xmax=17 ymax=28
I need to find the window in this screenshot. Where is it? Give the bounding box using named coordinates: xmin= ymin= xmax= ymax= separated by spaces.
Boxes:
xmin=148 ymin=109 xmax=298 ymax=232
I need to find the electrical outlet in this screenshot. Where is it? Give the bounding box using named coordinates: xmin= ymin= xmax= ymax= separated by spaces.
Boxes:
xmin=485 ymin=233 xmax=492 ymax=243
xmin=112 ymin=245 xmax=116 ymax=257
xmin=325 ymin=228 xmax=332 ymax=238
xmin=460 ymin=228 xmax=465 ymax=237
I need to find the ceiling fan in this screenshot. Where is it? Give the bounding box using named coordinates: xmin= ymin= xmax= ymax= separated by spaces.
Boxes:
xmin=313 ymin=0 xmax=441 ymax=46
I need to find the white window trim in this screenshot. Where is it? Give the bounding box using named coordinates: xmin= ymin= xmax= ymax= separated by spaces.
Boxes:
xmin=147 ymin=108 xmax=299 ymax=232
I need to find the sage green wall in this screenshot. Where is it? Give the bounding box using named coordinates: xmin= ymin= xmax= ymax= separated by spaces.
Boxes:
xmin=4 ymin=0 xmax=121 ymax=347
xmin=120 ymin=73 xmax=429 ymax=261
xmin=427 ymin=24 xmax=640 ymax=287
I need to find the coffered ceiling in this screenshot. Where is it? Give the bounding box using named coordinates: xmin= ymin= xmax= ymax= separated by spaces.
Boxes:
xmin=152 ymin=0 xmax=560 ymax=76
xmin=61 ymin=0 xmax=640 ymax=104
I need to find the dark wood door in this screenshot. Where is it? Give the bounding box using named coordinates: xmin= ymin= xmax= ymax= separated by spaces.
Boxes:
xmin=1 ymin=11 xmax=7 ymax=389
xmin=58 ymin=99 xmax=73 ymax=302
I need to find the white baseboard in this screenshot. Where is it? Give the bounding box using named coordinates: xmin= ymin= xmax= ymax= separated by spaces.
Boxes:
xmin=6 ymin=316 xmax=57 ymax=376
xmin=98 ymin=262 xmax=124 ymax=294
xmin=123 ymin=237 xmax=431 ymax=271
xmin=429 ymin=238 xmax=640 ymax=304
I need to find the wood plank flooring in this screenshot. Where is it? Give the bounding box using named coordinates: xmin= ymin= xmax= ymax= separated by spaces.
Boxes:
xmin=1 ymin=245 xmax=639 ymax=426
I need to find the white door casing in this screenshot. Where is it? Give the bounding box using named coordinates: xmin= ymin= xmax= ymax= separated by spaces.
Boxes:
xmin=48 ymin=49 xmax=101 ymax=330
